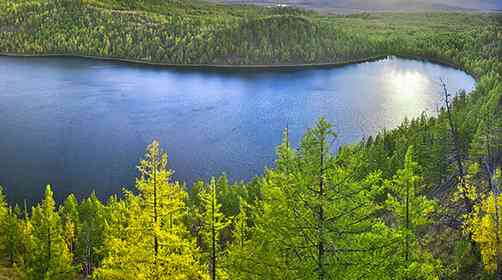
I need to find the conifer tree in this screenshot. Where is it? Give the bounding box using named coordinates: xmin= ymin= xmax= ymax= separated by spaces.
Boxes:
xmin=94 ymin=141 xmax=207 ymax=280
xmin=60 ymin=194 xmax=79 ymax=258
xmin=223 ymin=198 xmax=249 ymax=280
xmin=4 ymin=206 xmax=23 ymax=265
xmin=199 ymin=178 xmax=231 ymax=280
xmin=77 ymin=192 xmax=106 ymax=276
xmin=24 ymin=185 xmax=75 ymax=280
xmin=467 ymin=170 xmax=502 ymax=277
xmin=233 ymin=119 xmax=393 ymax=279
xmin=0 ymin=186 xmax=9 ymax=258
xmin=385 ymin=146 xmax=440 ymax=279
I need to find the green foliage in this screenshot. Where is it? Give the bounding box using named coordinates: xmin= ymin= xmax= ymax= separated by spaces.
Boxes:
xmin=93 ymin=141 xmax=207 ymax=280
xmin=76 ymin=192 xmax=106 ymax=276
xmin=0 ymin=186 xmax=8 ymax=252
xmin=0 ymin=1 xmax=501 ymax=279
xmin=23 ymin=185 xmax=75 ymax=280
xmin=384 ymin=147 xmax=441 ymax=279
xmin=226 ymin=119 xmax=395 ymax=279
xmin=198 ymin=178 xmax=231 ymax=279
xmin=0 ymin=0 xmax=500 ymax=68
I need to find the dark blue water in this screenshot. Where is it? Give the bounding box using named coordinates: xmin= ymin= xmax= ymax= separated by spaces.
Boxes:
xmin=0 ymin=56 xmax=475 ymax=203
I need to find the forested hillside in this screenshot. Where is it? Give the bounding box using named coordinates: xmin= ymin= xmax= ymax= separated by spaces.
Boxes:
xmin=1 ymin=0 xmax=502 ymax=279
xmin=0 ymin=0 xmax=501 ymax=66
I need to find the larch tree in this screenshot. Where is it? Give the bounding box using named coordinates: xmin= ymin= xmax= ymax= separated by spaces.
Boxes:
xmin=60 ymin=194 xmax=79 ymax=259
xmin=464 ymin=106 xmax=502 ymax=278
xmin=233 ymin=119 xmax=394 ymax=279
xmin=198 ymin=178 xmax=231 ymax=280
xmin=4 ymin=206 xmax=23 ymax=265
xmin=385 ymin=146 xmax=441 ymax=279
xmin=94 ymin=141 xmax=207 ymax=280
xmin=24 ymin=185 xmax=75 ymax=280
xmin=77 ymin=192 xmax=106 ymax=276
xmin=223 ymin=198 xmax=250 ymax=280
xmin=0 ymin=186 xmax=9 ymax=258
xmin=466 ymin=169 xmax=502 ymax=277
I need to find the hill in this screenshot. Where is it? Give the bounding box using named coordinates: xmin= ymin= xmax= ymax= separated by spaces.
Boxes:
xmin=207 ymin=0 xmax=502 ymax=13
xmin=0 ymin=0 xmax=500 ymax=67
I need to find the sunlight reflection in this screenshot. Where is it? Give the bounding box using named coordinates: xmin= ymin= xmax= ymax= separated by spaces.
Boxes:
xmin=383 ymin=69 xmax=432 ymax=118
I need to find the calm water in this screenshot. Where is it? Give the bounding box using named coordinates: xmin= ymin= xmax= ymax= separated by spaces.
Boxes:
xmin=0 ymin=56 xmax=475 ymax=203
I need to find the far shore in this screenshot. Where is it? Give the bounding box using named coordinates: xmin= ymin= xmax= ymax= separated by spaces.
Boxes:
xmin=0 ymin=52 xmax=474 ymax=78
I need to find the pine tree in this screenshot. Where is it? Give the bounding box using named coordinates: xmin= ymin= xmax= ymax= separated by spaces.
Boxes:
xmin=24 ymin=185 xmax=75 ymax=280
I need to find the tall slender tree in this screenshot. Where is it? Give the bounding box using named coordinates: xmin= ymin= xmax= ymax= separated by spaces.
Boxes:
xmin=233 ymin=118 xmax=394 ymax=279
xmin=385 ymin=146 xmax=440 ymax=279
xmin=94 ymin=141 xmax=207 ymax=280
xmin=24 ymin=185 xmax=74 ymax=280
xmin=199 ymin=178 xmax=230 ymax=280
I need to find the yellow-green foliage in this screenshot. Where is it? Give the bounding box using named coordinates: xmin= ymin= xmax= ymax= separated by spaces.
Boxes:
xmin=93 ymin=141 xmax=207 ymax=280
xmin=0 ymin=260 xmax=19 ymax=280
xmin=467 ymin=191 xmax=502 ymax=272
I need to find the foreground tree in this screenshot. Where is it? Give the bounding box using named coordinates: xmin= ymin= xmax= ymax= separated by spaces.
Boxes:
xmin=385 ymin=147 xmax=441 ymax=279
xmin=230 ymin=119 xmax=394 ymax=279
xmin=77 ymin=192 xmax=106 ymax=276
xmin=467 ymin=169 xmax=502 ymax=279
xmin=198 ymin=178 xmax=231 ymax=280
xmin=0 ymin=186 xmax=9 ymax=257
xmin=24 ymin=185 xmax=75 ymax=280
xmin=94 ymin=141 xmax=207 ymax=280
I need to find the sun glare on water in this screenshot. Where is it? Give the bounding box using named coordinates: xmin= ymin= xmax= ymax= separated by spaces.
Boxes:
xmin=383 ymin=68 xmax=434 ymax=118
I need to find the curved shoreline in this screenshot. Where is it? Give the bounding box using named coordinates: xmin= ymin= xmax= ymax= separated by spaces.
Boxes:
xmin=0 ymin=52 xmax=473 ymax=77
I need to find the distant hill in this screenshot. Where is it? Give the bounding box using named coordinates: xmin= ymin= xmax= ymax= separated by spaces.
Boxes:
xmin=206 ymin=0 xmax=502 ymax=13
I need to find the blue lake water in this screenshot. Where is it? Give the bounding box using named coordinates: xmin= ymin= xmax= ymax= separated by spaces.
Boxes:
xmin=0 ymin=56 xmax=475 ymax=203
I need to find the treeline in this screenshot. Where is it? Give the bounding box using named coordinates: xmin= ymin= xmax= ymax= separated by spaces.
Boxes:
xmin=0 ymin=132 xmax=442 ymax=279
xmin=0 ymin=0 xmax=500 ymax=67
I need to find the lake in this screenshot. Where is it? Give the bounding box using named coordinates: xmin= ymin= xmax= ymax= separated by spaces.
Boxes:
xmin=0 ymin=56 xmax=475 ymax=203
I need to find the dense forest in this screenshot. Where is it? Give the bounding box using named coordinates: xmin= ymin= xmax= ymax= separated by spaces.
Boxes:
xmin=1 ymin=0 xmax=502 ymax=279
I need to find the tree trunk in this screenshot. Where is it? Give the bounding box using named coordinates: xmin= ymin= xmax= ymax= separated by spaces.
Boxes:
xmin=211 ymin=185 xmax=217 ymax=280
xmin=318 ymin=128 xmax=325 ymax=280
xmin=405 ymin=172 xmax=410 ymax=280
xmin=441 ymin=80 xmax=471 ymax=212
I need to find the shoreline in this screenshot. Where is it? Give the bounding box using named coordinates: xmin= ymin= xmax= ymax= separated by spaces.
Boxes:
xmin=0 ymin=52 xmax=473 ymax=77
